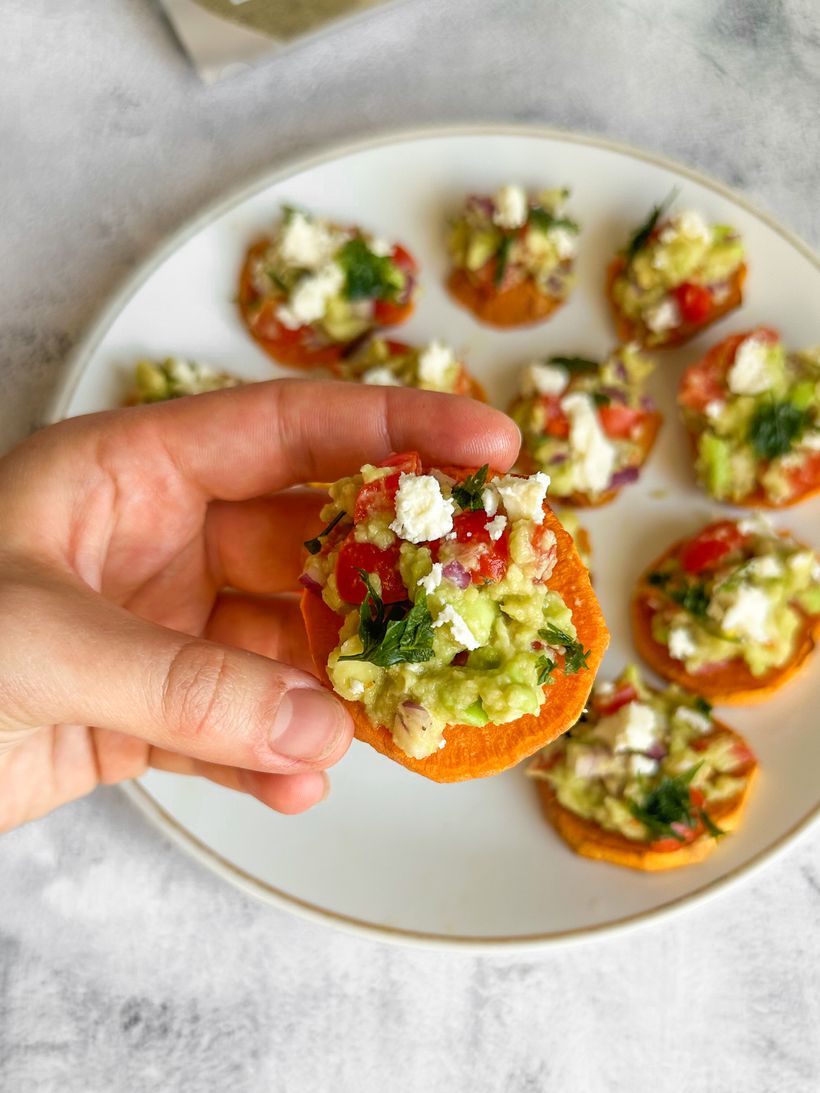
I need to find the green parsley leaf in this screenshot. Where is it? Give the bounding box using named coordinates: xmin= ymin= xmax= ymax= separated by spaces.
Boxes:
xmin=339 ymin=570 xmax=435 ymax=669
xmin=538 ymin=624 xmax=591 ymax=675
xmin=536 ymin=655 xmax=557 ymax=686
xmin=337 ymin=238 xmax=403 ymax=301
xmin=303 ymin=510 xmax=347 ymax=555
xmin=693 ymin=696 xmax=713 ymax=717
xmin=624 ymin=188 xmax=679 ymax=263
xmin=547 ymin=355 xmax=599 ymax=374
xmin=451 ymin=464 xmax=489 ymax=512
xmin=494 ymin=236 xmax=512 ymax=287
xmin=592 ymin=391 xmax=612 ymax=408
xmin=748 ymin=400 xmax=809 ymax=460
xmin=629 ymin=763 xmax=701 ymax=841
xmin=698 ymin=808 xmax=726 ymax=840
xmin=647 ymin=571 xmax=669 ymax=587
xmin=669 ymin=581 xmax=710 ymax=619
xmin=527 ymin=207 xmax=580 ymax=235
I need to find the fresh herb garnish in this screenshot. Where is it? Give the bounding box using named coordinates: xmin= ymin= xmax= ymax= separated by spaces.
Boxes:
xmin=624 ymin=188 xmax=679 ymax=263
xmin=592 ymin=391 xmax=612 ymax=408
xmin=527 ymin=207 xmax=580 ymax=235
xmin=303 ymin=510 xmax=347 ymax=555
xmin=669 ymin=581 xmax=710 ymax=619
xmin=494 ymin=236 xmax=512 ymax=286
xmin=693 ymin=696 xmax=713 ymax=717
xmin=629 ymin=763 xmax=723 ymax=842
xmin=538 ymin=624 xmax=591 ymax=675
xmin=451 ymin=464 xmax=489 ymax=512
xmin=647 ymin=571 xmax=668 ymax=587
xmin=547 ymin=355 xmax=599 ymax=374
xmin=748 ymin=400 xmax=809 ymax=460
xmin=339 ymin=570 xmax=435 ymax=668
xmin=536 ymin=655 xmax=557 ymax=686
xmin=338 ymin=238 xmax=402 ymax=301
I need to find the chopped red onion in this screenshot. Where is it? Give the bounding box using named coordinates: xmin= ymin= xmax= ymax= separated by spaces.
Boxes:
xmin=644 ymin=741 xmax=668 ymax=760
xmin=466 ymin=194 xmax=495 ymax=218
xmin=612 ymin=358 xmax=628 ymax=382
xmin=670 ymin=821 xmax=691 ymax=838
xmin=395 ymin=701 xmax=433 ymax=736
xmin=549 ymin=452 xmax=568 ymax=465
xmin=443 ymin=560 xmax=471 ymax=589
xmin=298 ymin=569 xmax=323 ymax=595
xmin=641 ymin=395 xmax=657 ymax=412
xmin=608 ymin=465 xmax=640 ymax=489
xmin=600 ymin=385 xmax=628 ymax=404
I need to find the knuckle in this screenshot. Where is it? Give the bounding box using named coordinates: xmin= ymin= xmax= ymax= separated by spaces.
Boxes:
xmin=161 ymin=642 xmax=235 ymax=744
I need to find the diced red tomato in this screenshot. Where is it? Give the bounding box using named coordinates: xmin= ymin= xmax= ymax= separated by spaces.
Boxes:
xmin=353 ymin=452 xmax=422 ymax=522
xmin=673 ymin=282 xmax=713 ymax=325
xmin=679 ymin=520 xmax=745 ymax=575
xmin=593 ymin=683 xmax=638 ymax=717
xmin=539 ymin=395 xmax=571 ymax=439
xmin=598 ymin=404 xmax=645 ymax=439
xmin=390 ymin=244 xmax=418 ymax=276
xmin=335 ymin=539 xmax=406 ymax=605
xmin=530 ymin=520 xmax=558 ymax=583
xmin=433 ymin=510 xmax=509 ymax=583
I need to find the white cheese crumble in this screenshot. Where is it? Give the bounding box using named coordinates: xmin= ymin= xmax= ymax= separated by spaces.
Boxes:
xmin=629 ymin=754 xmax=660 ymax=777
xmin=644 ymin=298 xmax=682 ymax=333
xmin=560 ymin=393 xmax=616 ymax=495
xmin=482 ymin=487 xmax=499 ymax=517
xmin=417 ymin=340 xmax=455 ymax=386
xmin=550 ymin=227 xmax=576 ymax=260
xmin=668 ymin=626 xmax=698 ymax=661
xmin=719 ymin=585 xmax=772 ymax=642
xmin=432 ymin=604 xmax=480 ymax=650
xmin=485 ymin=514 xmax=507 ymax=541
xmin=595 ymin=702 xmax=659 ymax=754
xmin=417 ymin=562 xmax=443 ymax=594
xmin=738 ymin=513 xmax=775 ymax=537
xmin=493 ymin=472 xmax=551 ymax=523
xmin=369 ymin=237 xmax=392 ymax=257
xmin=348 ymin=679 xmax=365 ymax=697
xmin=276 ymin=262 xmax=344 ymax=329
xmin=747 ymin=555 xmax=783 ymax=580
xmin=800 ymin=431 xmax=820 ymax=451
xmin=493 ymin=184 xmax=528 ymax=230
xmin=389 ymin=474 xmax=454 ymax=543
xmin=704 ymin=400 xmax=726 ymax=421
xmin=361 ymin=365 xmax=402 ymax=386
xmin=727 ymin=335 xmax=772 ymax=395
xmin=521 ymin=361 xmax=569 ymax=397
xmin=674 ymin=706 xmax=712 ymax=734
xmin=279 ymin=212 xmax=339 ymax=271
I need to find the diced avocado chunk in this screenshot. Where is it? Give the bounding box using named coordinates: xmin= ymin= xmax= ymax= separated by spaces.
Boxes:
xmin=461 ymin=699 xmax=489 ymax=727
xmin=698 ymin=432 xmax=733 ymax=499
xmin=466 ymin=229 xmax=501 ymax=271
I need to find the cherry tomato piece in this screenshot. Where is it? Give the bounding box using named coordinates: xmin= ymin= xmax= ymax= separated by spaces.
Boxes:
xmin=434 ymin=510 xmax=509 ymax=584
xmin=353 ymin=453 xmax=423 ymax=523
xmin=593 ymin=684 xmax=638 ymax=717
xmin=673 ymin=282 xmax=713 ymax=325
xmin=540 ymin=395 xmax=571 ymax=439
xmin=680 ymin=521 xmax=745 ymax=575
xmin=598 ymin=404 xmax=644 ymax=439
xmin=335 ymin=539 xmax=406 ymax=605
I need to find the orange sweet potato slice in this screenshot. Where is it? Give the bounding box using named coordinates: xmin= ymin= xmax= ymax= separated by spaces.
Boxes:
xmin=531 ymin=722 xmax=758 ymax=871
xmin=515 ymin=411 xmax=663 ymax=507
xmin=446 ymin=269 xmax=565 ymax=328
xmin=606 ymin=257 xmax=746 ymax=349
xmin=301 ymin=503 xmax=609 ymax=782
xmin=632 ymin=536 xmax=820 ymax=704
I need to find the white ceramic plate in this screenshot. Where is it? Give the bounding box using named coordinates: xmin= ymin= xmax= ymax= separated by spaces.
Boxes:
xmin=49 ymin=126 xmax=820 ymax=950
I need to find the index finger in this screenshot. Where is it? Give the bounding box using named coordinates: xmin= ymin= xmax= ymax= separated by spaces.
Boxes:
xmin=125 ymin=379 xmax=521 ymax=501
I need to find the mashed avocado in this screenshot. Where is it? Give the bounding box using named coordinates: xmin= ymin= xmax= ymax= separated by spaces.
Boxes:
xmin=130 ymin=358 xmax=241 ymax=403
xmin=647 ymin=517 xmax=820 ymax=677
xmin=303 ymin=458 xmax=591 ymax=759
xmin=338 ymin=336 xmax=464 ymax=394
xmin=530 ymin=666 xmax=752 ymax=844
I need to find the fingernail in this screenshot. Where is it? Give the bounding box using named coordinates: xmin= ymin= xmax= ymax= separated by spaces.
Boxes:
xmin=270 ymin=688 xmax=347 ymax=762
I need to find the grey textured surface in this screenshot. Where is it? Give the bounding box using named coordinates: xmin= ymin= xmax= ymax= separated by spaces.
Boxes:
xmin=1 ymin=1 xmax=819 ymax=1089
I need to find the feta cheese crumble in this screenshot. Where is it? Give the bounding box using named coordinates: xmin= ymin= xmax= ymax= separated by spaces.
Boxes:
xmin=644 ymin=298 xmax=682 ymax=334
xmin=560 ymin=393 xmax=616 ymax=496
xmin=390 ymin=474 xmax=455 ymax=543
xmin=673 ymin=706 xmax=712 ymax=734
xmin=668 ymin=626 xmax=697 ymax=661
xmin=660 ymin=209 xmax=711 ymax=244
xmin=550 ymin=227 xmax=577 ymax=260
xmin=521 ymin=361 xmax=569 ymax=397
xmin=727 ymin=335 xmax=772 ymax=395
xmin=276 ymin=262 xmax=344 ymax=329
xmin=719 ymin=585 xmax=772 ymax=643
xmin=704 ymin=400 xmax=725 ymax=421
xmin=432 ymin=604 xmax=480 ymax=650
xmin=417 ymin=340 xmax=455 ymax=386
xmin=594 ymin=702 xmax=659 ymax=754
xmin=485 ymin=514 xmax=508 ymax=541
xmin=279 ymin=212 xmax=339 ymax=271
xmin=417 ymin=562 xmax=443 ymax=594
xmin=493 ymin=472 xmax=551 ymax=523
xmin=493 ymin=184 xmax=528 ymax=230
xmin=747 ymin=555 xmax=783 ymax=580
xmin=361 ymin=366 xmax=402 ymax=387
xmin=629 ymin=754 xmax=660 ymax=777
xmin=482 ymin=487 xmax=499 ymax=517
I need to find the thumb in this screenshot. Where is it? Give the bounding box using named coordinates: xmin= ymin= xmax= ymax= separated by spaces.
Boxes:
xmin=0 ymin=568 xmax=353 ymax=772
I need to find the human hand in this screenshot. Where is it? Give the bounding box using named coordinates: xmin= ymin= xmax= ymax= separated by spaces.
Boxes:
xmin=0 ymin=380 xmax=519 ymax=831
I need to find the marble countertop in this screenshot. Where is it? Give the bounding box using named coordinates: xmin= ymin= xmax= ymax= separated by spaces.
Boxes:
xmin=2 ymin=1 xmax=819 ymax=1089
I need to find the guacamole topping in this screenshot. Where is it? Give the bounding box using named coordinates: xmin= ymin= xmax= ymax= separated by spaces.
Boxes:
xmin=529 ymin=666 xmax=755 ymax=846
xmin=247 ymin=207 xmax=416 ymax=347
xmin=337 ymin=336 xmax=473 ymax=396
xmin=447 ymin=185 xmax=579 ymax=302
xmin=509 ymin=344 xmax=658 ymax=500
xmin=130 ymin=358 xmax=241 ymax=403
xmin=300 ymin=453 xmax=591 ymax=759
xmin=644 ymin=516 xmax=820 ymax=677
xmin=612 ymin=201 xmax=745 ymax=346
xmin=679 ymin=328 xmax=820 ymax=504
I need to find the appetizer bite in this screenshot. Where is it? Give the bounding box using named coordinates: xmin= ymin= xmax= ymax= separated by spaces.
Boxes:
xmin=335 ymin=337 xmax=485 ymax=399
xmin=127 ymin=357 xmax=241 ymax=404
xmin=679 ymin=328 xmax=820 ymax=507
xmin=555 ymin=511 xmax=592 ymax=571
xmin=607 ymin=197 xmax=746 ymax=348
xmin=300 ymin=452 xmax=608 ymax=781
xmin=446 ymin=185 xmax=579 ymax=327
xmin=528 ymin=667 xmax=758 ymax=871
xmin=508 ymin=345 xmax=662 ymax=506
xmin=239 ymin=207 xmax=417 ymax=368
xmin=633 ymin=516 xmax=820 ymax=703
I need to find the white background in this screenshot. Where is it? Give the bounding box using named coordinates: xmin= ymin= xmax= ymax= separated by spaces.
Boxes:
xmin=2 ymin=1 xmax=819 ymax=1090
